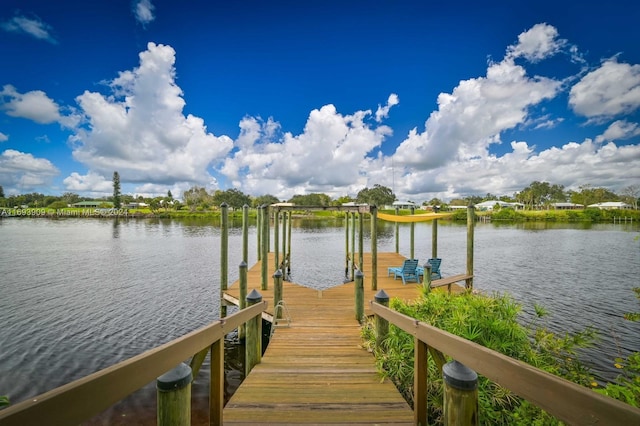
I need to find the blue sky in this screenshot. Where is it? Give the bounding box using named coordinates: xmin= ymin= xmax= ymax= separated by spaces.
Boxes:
xmin=1 ymin=0 xmax=639 ymax=202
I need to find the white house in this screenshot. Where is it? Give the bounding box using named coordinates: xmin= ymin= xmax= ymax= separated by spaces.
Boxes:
xmin=587 ymin=201 xmax=632 ymax=210
xmin=474 ymin=200 xmax=524 ymax=211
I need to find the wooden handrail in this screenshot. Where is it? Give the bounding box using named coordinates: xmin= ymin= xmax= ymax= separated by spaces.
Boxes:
xmin=370 ymin=300 xmax=640 ymax=425
xmin=0 ymin=301 xmax=267 ymax=426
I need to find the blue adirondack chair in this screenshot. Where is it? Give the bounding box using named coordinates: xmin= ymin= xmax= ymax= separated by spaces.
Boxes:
xmin=387 ymin=259 xmax=420 ymax=285
xmin=417 ymin=258 xmax=442 ymax=281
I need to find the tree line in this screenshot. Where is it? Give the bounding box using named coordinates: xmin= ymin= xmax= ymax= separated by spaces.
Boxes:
xmin=1 ymin=181 xmax=638 ymax=211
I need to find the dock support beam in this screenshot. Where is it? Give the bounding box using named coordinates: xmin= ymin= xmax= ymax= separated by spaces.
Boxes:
xmin=261 ymin=206 xmax=269 ymax=290
xmin=273 ymin=270 xmax=283 ymax=319
xmin=410 ymin=205 xmax=415 ymax=259
xmin=355 ymin=270 xmax=364 ymax=322
xmin=466 ymin=205 xmax=475 ymax=290
xmin=242 ymin=204 xmax=249 ymax=264
xmin=443 ymin=360 xmax=478 ymax=425
xmin=370 ymin=205 xmax=378 ymax=290
xmin=239 ymin=261 xmax=248 ymax=339
xmin=374 ymin=290 xmax=389 ymax=349
xmin=395 ymin=206 xmax=399 ymax=254
xmin=220 ymin=203 xmax=228 ymax=318
xmin=432 ymin=219 xmax=438 ymax=259
xmin=246 ymin=290 xmax=263 ymax=375
xmin=350 ymin=212 xmax=356 ymax=280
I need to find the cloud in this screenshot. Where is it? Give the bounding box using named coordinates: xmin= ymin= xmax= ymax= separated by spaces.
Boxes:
xmin=0 ymin=132 xmax=8 ymax=142
xmin=595 ymin=120 xmax=640 ymax=144
xmin=506 ymin=23 xmax=566 ymax=62
xmin=375 ymin=93 xmax=399 ymax=122
xmin=393 ymin=25 xmax=564 ymax=170
xmin=62 ymin=171 xmax=112 ymax=192
xmin=68 ymin=42 xmax=233 ymax=191
xmin=0 ymin=13 xmax=57 ymax=43
xmin=133 ymin=0 xmax=155 ymax=26
xmin=0 ymin=85 xmax=61 ymax=124
xmin=569 ymin=58 xmax=640 ymax=120
xmin=0 ymin=149 xmax=59 ymax=192
xmin=220 ymin=103 xmax=393 ymax=199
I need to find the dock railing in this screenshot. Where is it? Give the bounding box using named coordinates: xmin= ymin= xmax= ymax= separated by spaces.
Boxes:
xmin=0 ymin=300 xmax=267 ymax=426
xmin=370 ymin=299 xmax=640 ymax=426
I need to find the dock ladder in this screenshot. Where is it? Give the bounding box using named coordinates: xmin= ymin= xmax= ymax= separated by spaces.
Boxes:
xmin=270 ymin=300 xmax=291 ymax=337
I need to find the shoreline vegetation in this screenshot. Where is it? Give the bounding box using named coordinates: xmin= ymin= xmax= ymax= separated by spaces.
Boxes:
xmin=1 ymin=206 xmax=638 ymax=223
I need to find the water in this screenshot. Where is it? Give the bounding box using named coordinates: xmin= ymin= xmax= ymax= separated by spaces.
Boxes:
xmin=1 ymin=217 xmax=638 ymax=422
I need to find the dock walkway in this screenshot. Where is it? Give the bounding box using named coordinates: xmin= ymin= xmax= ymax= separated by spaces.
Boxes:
xmin=222 ymin=252 xmax=462 ymax=424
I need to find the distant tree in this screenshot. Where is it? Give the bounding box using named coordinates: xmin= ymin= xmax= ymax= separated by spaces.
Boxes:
xmin=47 ymin=200 xmax=68 ymax=209
xmin=212 ymin=188 xmax=252 ymax=210
xmin=61 ymin=192 xmax=80 ymax=205
xmin=516 ymin=181 xmax=565 ymax=209
xmin=0 ymin=185 xmax=4 ymax=198
xmin=288 ymin=193 xmax=332 ymax=206
xmin=620 ymin=185 xmax=639 ymax=210
xmin=112 ymin=171 xmax=121 ymax=209
xmin=252 ymin=194 xmax=280 ymax=207
xmin=333 ymin=195 xmax=354 ymax=206
xmin=355 ymin=184 xmax=395 ymax=207
xmin=570 ymin=185 xmax=618 ymax=208
xmin=167 ymin=190 xmax=173 ymax=200
xmin=183 ymin=186 xmax=210 ymax=211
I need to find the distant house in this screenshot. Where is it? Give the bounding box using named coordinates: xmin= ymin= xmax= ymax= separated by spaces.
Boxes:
xmin=475 ymin=200 xmax=524 ymax=211
xmin=551 ymin=202 xmax=583 ymax=210
xmin=389 ymin=201 xmax=417 ymax=210
xmin=124 ymin=202 xmax=149 ymax=209
xmin=587 ymin=201 xmax=632 ymax=210
xmin=72 ymin=201 xmax=113 ymax=208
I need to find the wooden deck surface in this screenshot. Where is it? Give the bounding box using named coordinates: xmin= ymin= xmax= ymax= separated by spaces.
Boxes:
xmin=222 ymin=252 xmax=463 ymax=424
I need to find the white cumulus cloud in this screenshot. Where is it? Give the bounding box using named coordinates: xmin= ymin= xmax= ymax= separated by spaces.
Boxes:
xmin=0 ymin=85 xmax=61 ymax=124
xmin=569 ymin=58 xmax=640 ymax=120
xmin=67 ymin=42 xmax=233 ymax=193
xmin=0 ymin=132 xmax=8 ymax=142
xmin=0 ymin=149 xmax=59 ymax=193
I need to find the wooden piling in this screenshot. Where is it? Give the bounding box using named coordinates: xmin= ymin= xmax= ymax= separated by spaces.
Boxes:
xmin=355 ymin=270 xmax=364 ymax=322
xmin=257 ymin=205 xmax=262 ymax=261
xmin=422 ymin=263 xmax=432 ymax=293
xmin=220 ymin=203 xmax=229 ymax=318
xmin=282 ymin=210 xmax=288 ymax=274
xmin=245 ymin=290 xmax=263 ymax=375
xmin=374 ymin=289 xmax=389 ymax=349
xmin=156 ymin=363 xmax=192 ymax=426
xmin=443 ymin=360 xmax=478 ymax=425
xmin=432 ymin=219 xmax=438 ymax=258
xmin=466 ymin=205 xmax=475 ymax=290
xmin=410 ymin=205 xmax=415 ymax=259
xmin=358 ymin=212 xmax=364 ymax=273
xmin=345 ymin=213 xmax=350 ymax=279
xmin=371 ymin=205 xmax=378 ymax=290
xmin=287 ymin=211 xmax=292 ymax=275
xmin=274 ymin=210 xmax=280 ymax=272
xmin=261 ymin=206 xmax=269 ymax=290
xmin=239 ymin=261 xmax=248 ymax=339
xmin=350 ymin=212 xmax=356 ymax=280
xmin=242 ymin=204 xmax=249 ymax=263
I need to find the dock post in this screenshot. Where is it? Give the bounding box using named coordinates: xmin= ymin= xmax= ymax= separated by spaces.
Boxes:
xmin=261 ymin=206 xmax=269 ymax=290
xmin=374 ymin=290 xmax=389 ymax=349
xmin=242 ymin=204 xmax=249 ymax=263
xmin=466 ymin=204 xmax=475 ymax=290
xmin=246 ymin=290 xmax=263 ymax=375
xmin=156 ymin=362 xmax=192 ymax=426
xmin=371 ymin=205 xmax=378 ymax=290
xmin=282 ymin=210 xmax=288 ymax=275
xmin=355 ymin=270 xmax=364 ymax=322
xmin=443 ymin=360 xmax=478 ymax=425
xmin=358 ymin=212 xmax=364 ymax=273
xmin=395 ymin=206 xmax=399 ymax=253
xmin=345 ymin=212 xmax=350 ymax=279
xmin=274 ymin=209 xmax=280 ymax=272
xmin=350 ymin=212 xmax=356 ymax=280
xmin=239 ymin=261 xmax=248 ymax=339
xmin=410 ymin=205 xmax=415 ymax=259
xmin=287 ymin=211 xmax=292 ymax=275
xmin=422 ymin=263 xmax=432 ymax=293
xmin=220 ymin=203 xmax=229 ymax=318
xmin=432 ymin=219 xmax=438 ymax=258
xmin=257 ymin=205 xmax=262 ymax=261
xmin=273 ymin=269 xmax=283 ymax=319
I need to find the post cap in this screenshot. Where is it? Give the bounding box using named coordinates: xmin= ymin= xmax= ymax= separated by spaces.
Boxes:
xmin=273 ymin=269 xmax=283 ymax=278
xmin=374 ymin=289 xmax=390 ymax=303
xmin=220 ymin=202 xmax=228 ymax=207
xmin=239 ymin=261 xmax=247 ymax=268
xmin=355 ymin=270 xmax=364 ymax=278
xmin=157 ymin=362 xmax=192 ymax=391
xmin=443 ymin=360 xmax=478 ymax=390
xmin=247 ymin=289 xmax=263 ymax=303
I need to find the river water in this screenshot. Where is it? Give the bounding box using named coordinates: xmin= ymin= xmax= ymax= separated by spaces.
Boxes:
xmin=0 ymin=217 xmax=638 ymax=422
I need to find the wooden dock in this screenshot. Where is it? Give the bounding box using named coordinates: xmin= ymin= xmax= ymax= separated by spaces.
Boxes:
xmin=222 ymin=252 xmax=462 ymax=424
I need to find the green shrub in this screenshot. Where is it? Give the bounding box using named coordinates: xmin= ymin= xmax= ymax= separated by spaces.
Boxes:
xmin=0 ymin=395 xmax=9 ymax=408
xmin=361 ymin=291 xmax=596 ymax=424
